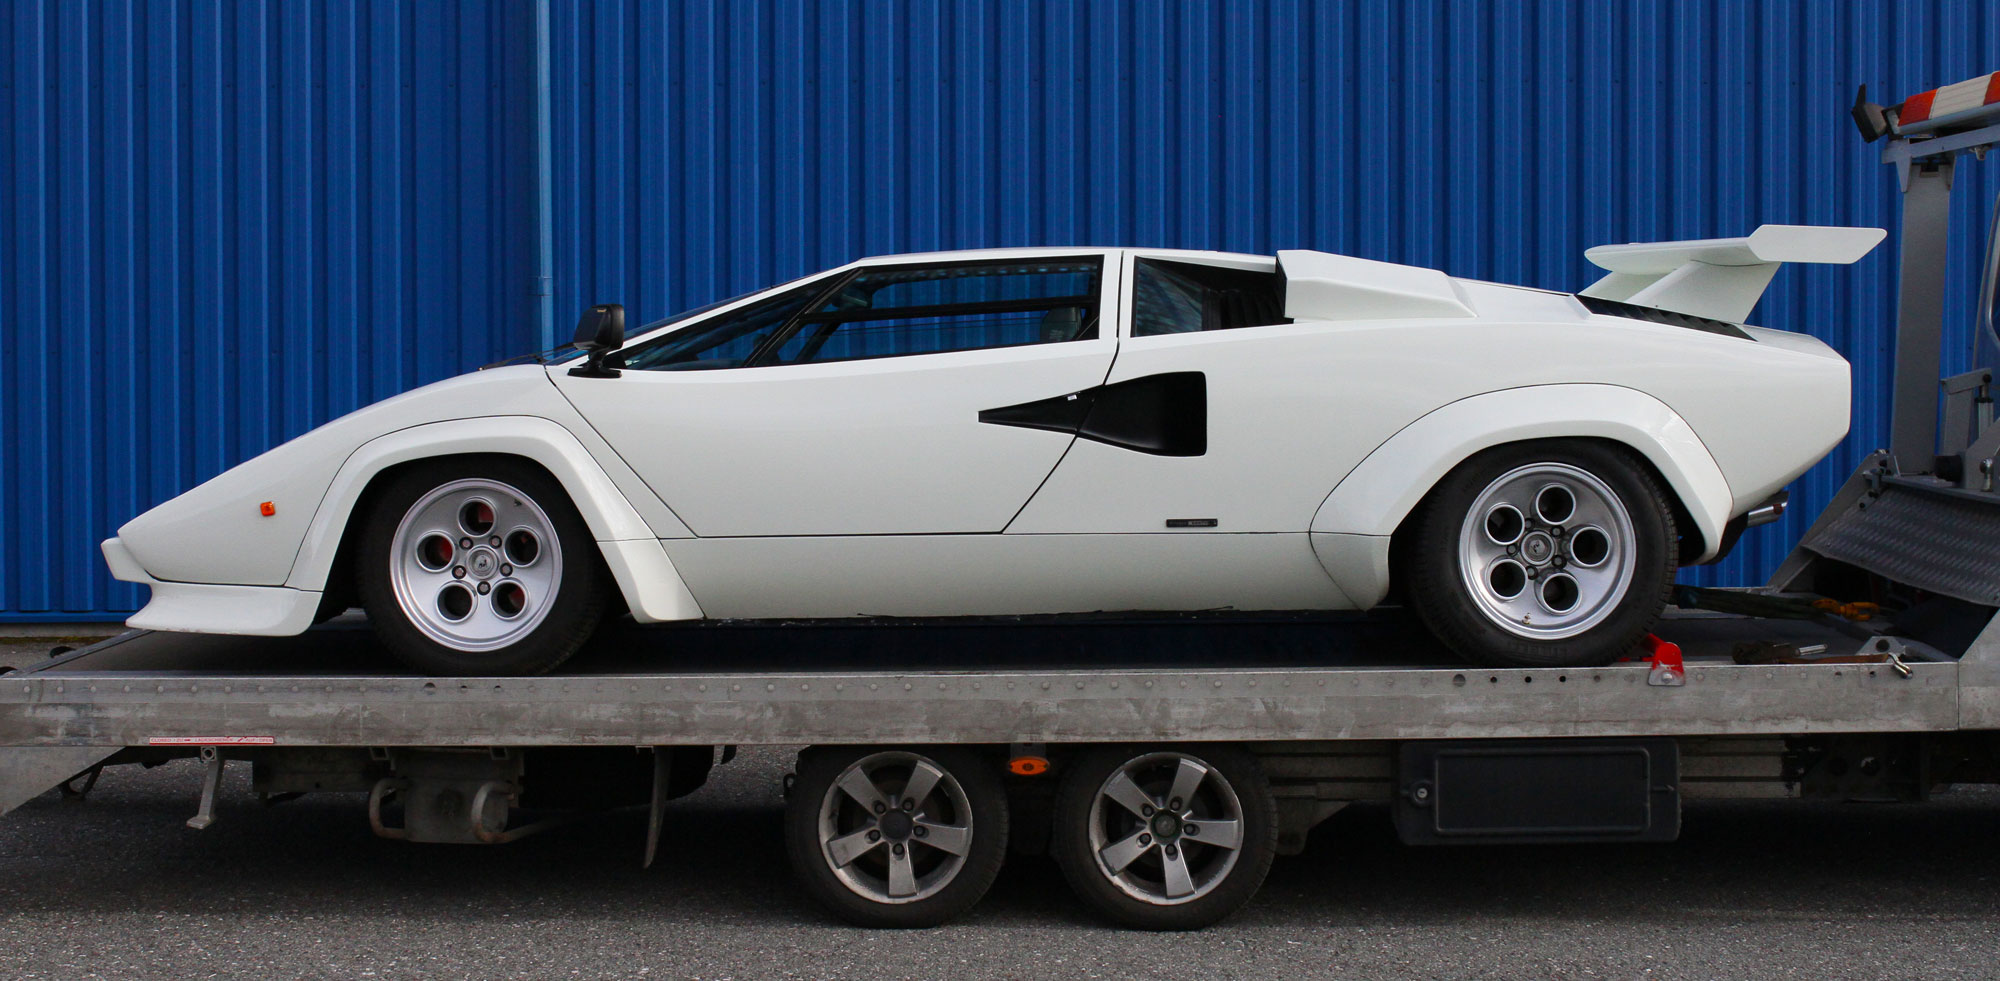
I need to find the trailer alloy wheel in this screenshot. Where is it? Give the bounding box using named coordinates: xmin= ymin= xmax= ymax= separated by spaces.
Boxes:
xmin=1403 ymin=439 xmax=1677 ymax=669
xmin=1052 ymin=745 xmax=1277 ymax=930
xmin=358 ymin=457 xmax=607 ymax=676
xmin=785 ymin=746 xmax=1008 ymax=928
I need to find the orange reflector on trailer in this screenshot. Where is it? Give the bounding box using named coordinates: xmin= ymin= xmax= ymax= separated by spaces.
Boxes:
xmin=1008 ymin=756 xmax=1050 ymax=776
xmin=259 ymin=501 xmax=276 ymax=517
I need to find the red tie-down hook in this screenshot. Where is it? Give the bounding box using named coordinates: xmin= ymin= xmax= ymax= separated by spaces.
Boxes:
xmin=1641 ymin=633 xmax=1685 ymax=687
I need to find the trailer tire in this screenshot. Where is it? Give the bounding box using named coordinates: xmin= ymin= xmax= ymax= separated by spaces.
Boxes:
xmin=1052 ymin=745 xmax=1277 ymax=930
xmin=786 ymin=746 xmax=1008 ymax=928
xmin=1402 ymin=439 xmax=1677 ymax=669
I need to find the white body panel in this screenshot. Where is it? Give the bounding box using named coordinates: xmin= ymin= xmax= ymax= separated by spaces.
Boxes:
xmin=1278 ymin=249 xmax=1475 ymax=321
xmin=103 ymin=242 xmax=1862 ymax=639
xmin=663 ymin=533 xmax=1348 ymax=619
xmin=553 ymin=338 xmax=1116 ymax=536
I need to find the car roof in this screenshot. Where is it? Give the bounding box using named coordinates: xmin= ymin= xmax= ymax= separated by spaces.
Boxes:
xmin=846 ymin=246 xmax=1275 ymax=266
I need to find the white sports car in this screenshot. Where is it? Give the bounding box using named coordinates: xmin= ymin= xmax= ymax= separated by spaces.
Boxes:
xmin=102 ymin=227 xmax=1881 ymax=675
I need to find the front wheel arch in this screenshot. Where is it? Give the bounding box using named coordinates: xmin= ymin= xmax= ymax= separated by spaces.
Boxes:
xmin=315 ymin=453 xmax=630 ymax=622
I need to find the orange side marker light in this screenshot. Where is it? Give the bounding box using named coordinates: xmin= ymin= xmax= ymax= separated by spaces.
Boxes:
xmin=259 ymin=501 xmax=276 ymax=517
xmin=1008 ymin=756 xmax=1051 ymax=777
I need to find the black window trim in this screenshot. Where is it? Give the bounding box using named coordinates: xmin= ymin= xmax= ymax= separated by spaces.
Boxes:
xmin=743 ymin=253 xmax=1108 ymax=368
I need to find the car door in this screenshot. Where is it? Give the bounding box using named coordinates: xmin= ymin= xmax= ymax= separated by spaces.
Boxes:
xmin=553 ymin=252 xmax=1121 ymax=538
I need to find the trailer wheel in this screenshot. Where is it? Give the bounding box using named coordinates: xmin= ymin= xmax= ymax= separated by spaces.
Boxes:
xmin=1403 ymin=439 xmax=1676 ymax=668
xmin=785 ymin=746 xmax=1008 ymax=928
xmin=1051 ymin=745 xmax=1277 ymax=930
xmin=357 ymin=457 xmax=607 ymax=676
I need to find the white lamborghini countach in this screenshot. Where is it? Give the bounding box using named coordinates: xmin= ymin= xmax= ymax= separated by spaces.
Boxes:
xmin=103 ymin=227 xmax=1882 ymax=675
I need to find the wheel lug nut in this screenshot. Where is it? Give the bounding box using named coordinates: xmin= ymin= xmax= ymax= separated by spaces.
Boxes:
xmin=873 ymin=802 xmax=886 ymax=815
xmin=1138 ymin=833 xmax=1152 ymax=846
xmin=902 ymin=798 xmax=915 ymax=811
xmin=1506 ymin=544 xmax=1518 ymax=556
xmin=1168 ymin=798 xmax=1182 ymax=811
xmin=1528 ymin=567 xmax=1540 ymax=579
xmin=489 ymin=536 xmax=501 ymax=547
xmin=1164 ymin=844 xmax=1179 ymax=857
xmin=452 ymin=566 xmax=466 ymax=579
xmin=914 ymin=826 xmax=928 ymax=838
xmin=460 ymin=537 xmax=472 ymax=549
xmin=1141 ymin=804 xmax=1154 ymax=817
xmin=477 ymin=581 xmax=492 ymax=595
xmin=892 ymin=843 xmax=905 ymax=856
xmin=1185 ymin=824 xmax=1199 ymax=836
xmin=866 ymin=830 xmax=880 ymax=842
xmin=500 ymin=564 xmax=513 ymax=576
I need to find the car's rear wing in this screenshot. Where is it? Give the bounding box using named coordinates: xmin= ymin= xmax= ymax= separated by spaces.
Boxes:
xmin=1578 ymin=224 xmax=1885 ymax=323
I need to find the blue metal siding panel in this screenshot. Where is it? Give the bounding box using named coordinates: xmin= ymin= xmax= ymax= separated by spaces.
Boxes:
xmin=0 ymin=1 xmax=539 ymax=619
xmin=6 ymin=1 xmax=2000 ymax=619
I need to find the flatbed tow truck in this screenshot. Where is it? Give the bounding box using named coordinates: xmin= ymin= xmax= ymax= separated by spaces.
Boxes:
xmin=8 ymin=77 xmax=2000 ymax=929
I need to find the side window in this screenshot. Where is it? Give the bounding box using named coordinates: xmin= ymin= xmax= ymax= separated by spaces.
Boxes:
xmin=770 ymin=258 xmax=1103 ymax=366
xmin=1132 ymin=259 xmax=1290 ymax=337
xmin=622 ymin=279 xmax=830 ymax=372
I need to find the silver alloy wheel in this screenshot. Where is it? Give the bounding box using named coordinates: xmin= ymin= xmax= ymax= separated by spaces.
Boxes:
xmin=388 ymin=478 xmax=563 ymax=652
xmin=1457 ymin=462 xmax=1637 ymax=640
xmin=1086 ymin=752 xmax=1246 ymax=906
xmin=816 ymin=751 xmax=976 ymax=905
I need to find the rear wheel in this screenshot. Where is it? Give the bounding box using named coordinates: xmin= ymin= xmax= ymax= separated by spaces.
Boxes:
xmin=786 ymin=746 xmax=1008 ymax=928
xmin=1051 ymin=745 xmax=1277 ymax=930
xmin=357 ymin=458 xmax=606 ymax=675
xmin=1403 ymin=440 xmax=1676 ymax=668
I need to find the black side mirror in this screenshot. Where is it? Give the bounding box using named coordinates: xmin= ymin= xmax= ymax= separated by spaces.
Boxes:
xmin=569 ymin=303 xmax=625 ymax=378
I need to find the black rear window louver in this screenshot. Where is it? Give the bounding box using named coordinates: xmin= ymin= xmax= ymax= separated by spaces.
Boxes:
xmin=1576 ymin=295 xmax=1753 ymax=340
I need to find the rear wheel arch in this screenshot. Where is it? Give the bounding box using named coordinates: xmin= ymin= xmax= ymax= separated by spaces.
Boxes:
xmin=1313 ymin=385 xmax=1732 ymax=566
xmin=1387 ymin=436 xmax=1705 ymax=590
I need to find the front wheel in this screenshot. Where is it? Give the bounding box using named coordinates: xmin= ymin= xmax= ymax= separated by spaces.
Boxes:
xmin=1402 ymin=439 xmax=1677 ymax=668
xmin=357 ymin=458 xmax=607 ymax=675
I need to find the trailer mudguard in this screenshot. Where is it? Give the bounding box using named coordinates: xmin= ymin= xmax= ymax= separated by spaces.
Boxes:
xmin=285 ymin=416 xmax=703 ymax=623
xmin=1310 ymin=384 xmax=1734 ymax=563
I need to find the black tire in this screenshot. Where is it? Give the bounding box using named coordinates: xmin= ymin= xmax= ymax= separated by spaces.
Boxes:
xmin=356 ymin=456 xmax=607 ymax=676
xmin=786 ymin=746 xmax=1009 ymax=928
xmin=1051 ymin=745 xmax=1277 ymax=930
xmin=1401 ymin=439 xmax=1677 ymax=669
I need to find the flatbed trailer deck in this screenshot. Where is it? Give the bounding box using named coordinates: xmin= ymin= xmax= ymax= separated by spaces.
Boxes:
xmin=3 ymin=604 xmax=1995 ymax=927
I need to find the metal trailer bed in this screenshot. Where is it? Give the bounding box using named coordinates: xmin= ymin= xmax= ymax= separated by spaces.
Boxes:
xmin=0 ymin=605 xmax=1989 ymax=835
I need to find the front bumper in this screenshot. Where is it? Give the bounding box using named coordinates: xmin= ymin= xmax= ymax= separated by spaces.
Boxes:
xmin=101 ymin=538 xmax=321 ymax=636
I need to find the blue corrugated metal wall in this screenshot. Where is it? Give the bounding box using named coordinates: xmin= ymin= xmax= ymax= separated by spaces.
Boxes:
xmin=0 ymin=0 xmax=542 ymax=619
xmin=5 ymin=1 xmax=2000 ymax=619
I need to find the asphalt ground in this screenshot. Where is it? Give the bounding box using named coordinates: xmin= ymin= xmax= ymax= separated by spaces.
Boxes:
xmin=2 ymin=737 xmax=2000 ymax=981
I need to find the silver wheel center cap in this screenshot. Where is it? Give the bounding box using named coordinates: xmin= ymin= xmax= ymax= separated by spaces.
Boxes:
xmin=467 ymin=548 xmax=499 ymax=579
xmin=1521 ymin=532 xmax=1555 ymax=564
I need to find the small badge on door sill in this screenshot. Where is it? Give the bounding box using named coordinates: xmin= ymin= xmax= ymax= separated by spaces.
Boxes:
xmin=1165 ymin=518 xmax=1218 ymax=528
